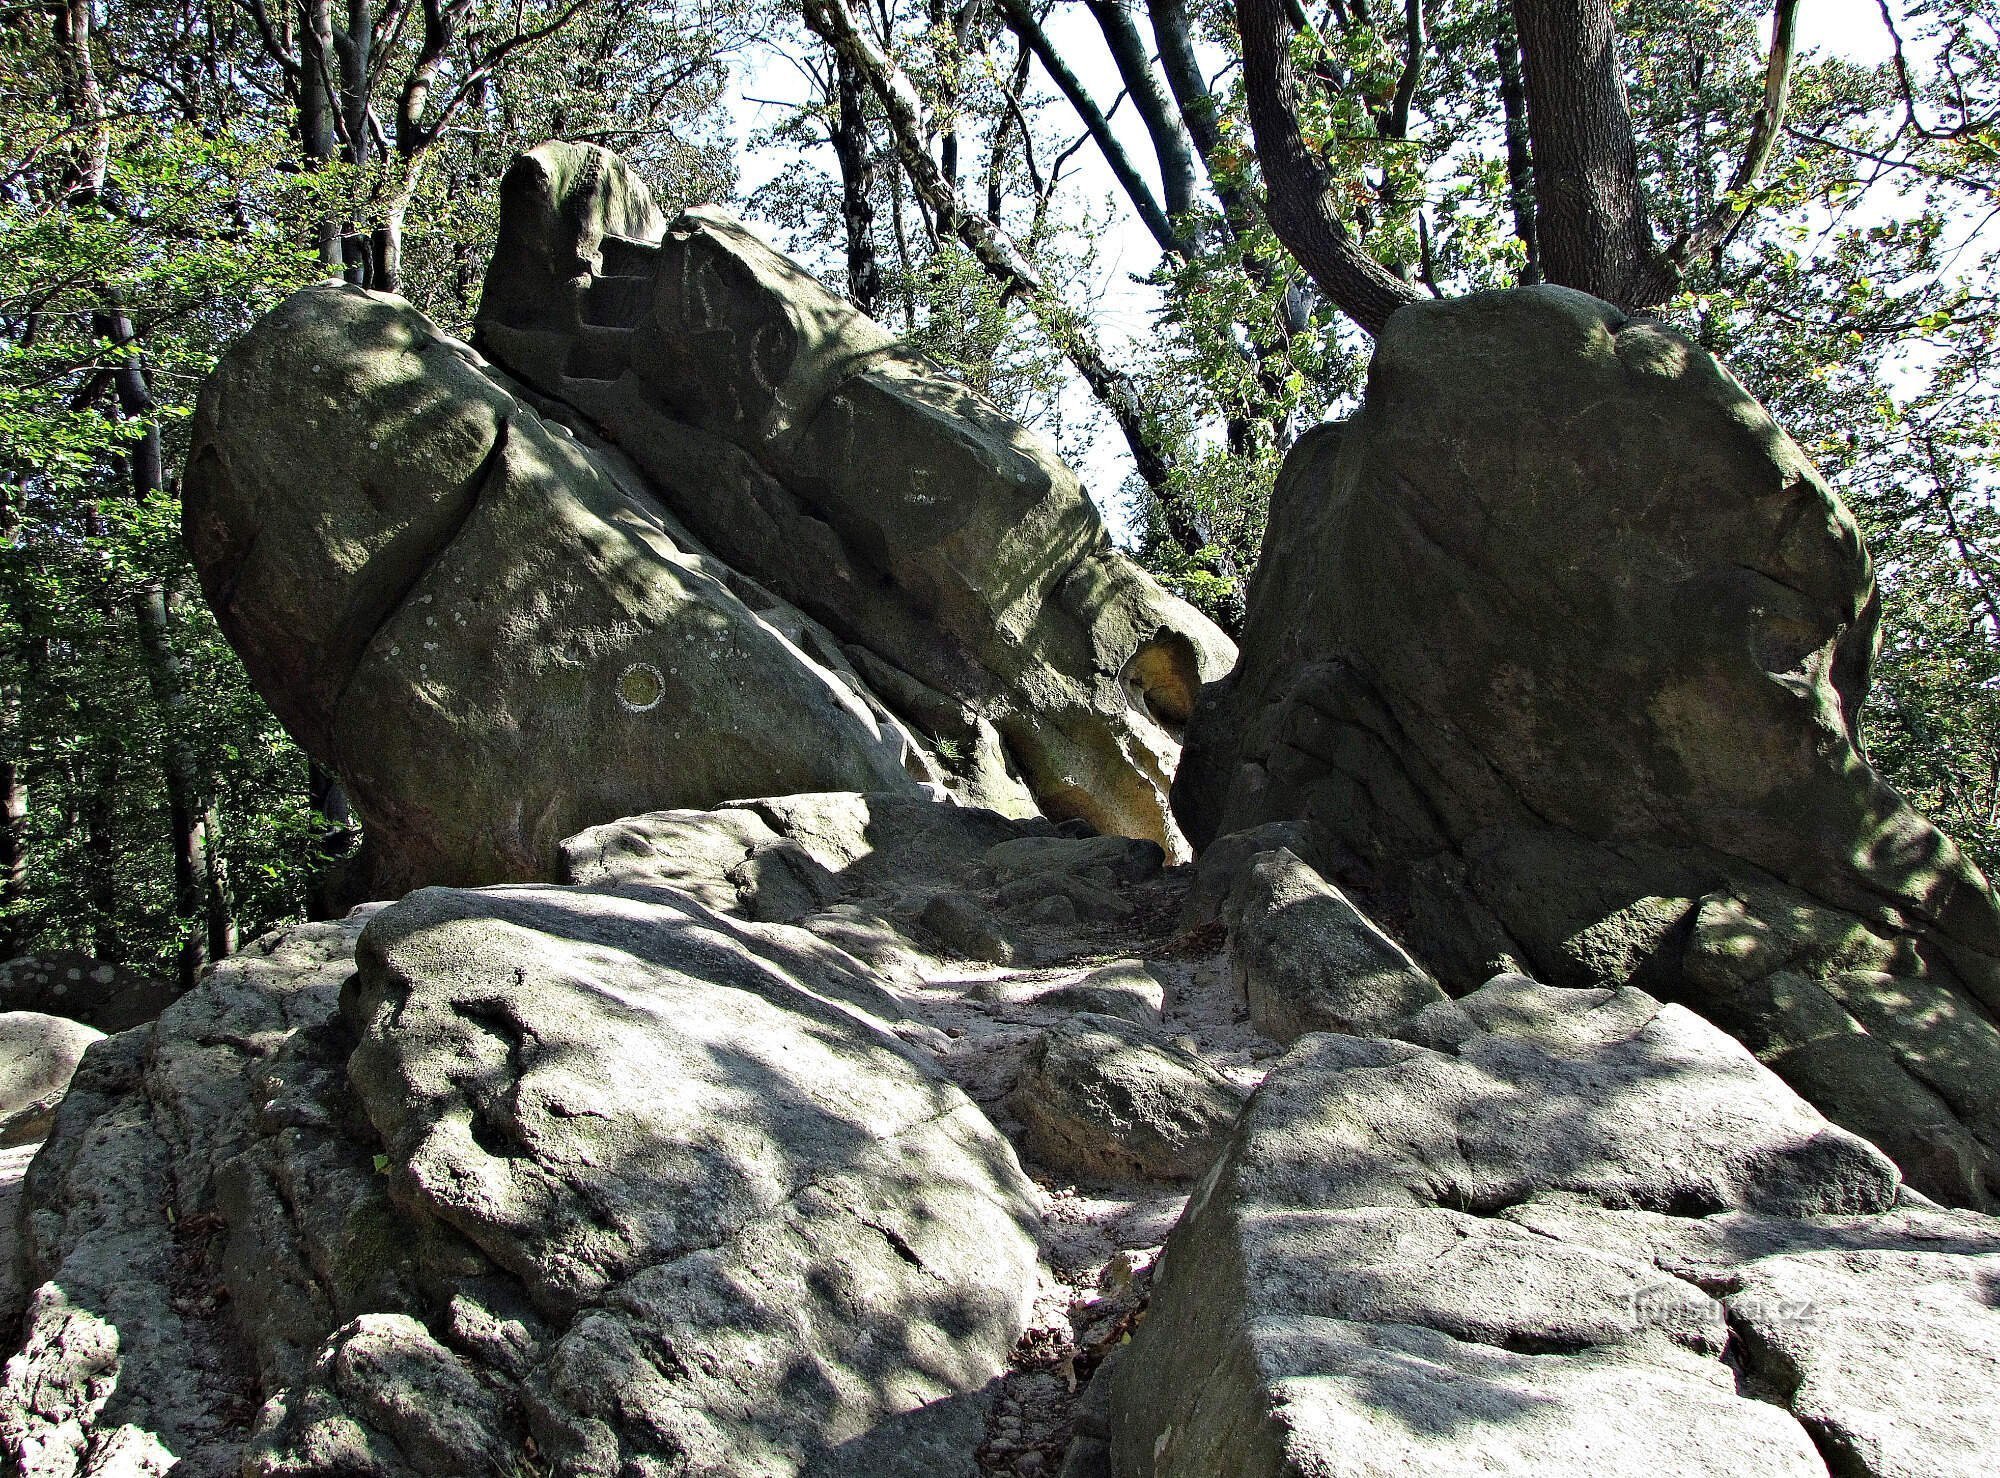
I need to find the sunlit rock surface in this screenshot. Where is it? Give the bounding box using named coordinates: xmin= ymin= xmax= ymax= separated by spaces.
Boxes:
xmin=1175 ymin=285 xmax=2000 ymax=1206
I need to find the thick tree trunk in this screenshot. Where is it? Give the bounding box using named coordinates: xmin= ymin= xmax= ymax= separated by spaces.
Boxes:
xmin=306 ymin=760 xmax=358 ymax=921
xmin=1236 ymin=0 xmax=1424 ymax=335
xmin=302 ymin=0 xmax=342 ymax=268
xmin=1508 ymin=0 xmax=1653 ymax=303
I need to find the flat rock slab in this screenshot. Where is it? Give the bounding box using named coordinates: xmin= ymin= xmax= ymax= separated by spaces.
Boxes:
xmin=1100 ymin=975 xmax=2000 ymax=1477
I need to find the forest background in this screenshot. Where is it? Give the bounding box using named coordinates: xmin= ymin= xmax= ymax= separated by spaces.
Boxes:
xmin=3 ymin=0 xmax=1996 ymax=984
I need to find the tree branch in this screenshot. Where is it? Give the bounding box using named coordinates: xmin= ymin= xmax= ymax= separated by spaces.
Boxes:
xmin=1236 ymin=0 xmax=1423 ymax=335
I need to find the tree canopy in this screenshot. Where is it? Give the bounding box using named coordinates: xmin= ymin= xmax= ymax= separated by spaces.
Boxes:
xmin=4 ymin=0 xmax=1996 ymax=976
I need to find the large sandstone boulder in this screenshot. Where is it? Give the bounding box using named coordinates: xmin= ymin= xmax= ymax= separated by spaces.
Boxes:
xmin=1094 ymin=976 xmax=2000 ymax=1477
xmin=0 ymin=953 xmax=175 ymax=1032
xmin=1176 ymin=285 xmax=2000 ymax=1205
xmin=475 ymin=141 xmax=1234 ymax=854
xmin=184 ymin=282 xmax=924 ymax=892
xmin=1 ymin=837 xmax=1040 ymax=1477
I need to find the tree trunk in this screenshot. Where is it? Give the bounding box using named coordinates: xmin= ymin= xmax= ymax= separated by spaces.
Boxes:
xmin=1508 ymin=0 xmax=1653 ymax=303
xmin=0 ymin=688 xmax=24 ymax=959
xmin=97 ymin=309 xmax=224 ymax=986
xmin=80 ymin=752 xmax=122 ymax=961
xmin=1085 ymin=0 xmax=1199 ymax=222
xmin=832 ymin=49 xmax=883 ymax=315
xmin=302 ymin=0 xmax=343 ymax=269
xmin=1494 ymin=25 xmax=1543 ymax=283
xmin=995 ymin=0 xmax=1182 ymax=253
xmin=306 ymin=760 xmax=358 ymax=921
xmin=805 ymin=0 xmax=1238 ymax=593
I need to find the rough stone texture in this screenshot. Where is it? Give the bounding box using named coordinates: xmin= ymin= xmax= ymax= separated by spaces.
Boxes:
xmin=1035 ymin=960 xmax=1166 ymax=1024
xmin=1223 ymin=848 xmax=1447 ymax=1043
xmin=2 ymin=815 xmax=1043 ymax=1478
xmin=1 ymin=1140 xmax=36 ymax=1337
xmin=0 ymin=953 xmax=176 ymax=1033
xmin=474 ymin=142 xmax=1234 ymax=855
xmin=1101 ymin=974 xmax=1998 ymax=1477
xmin=0 ymin=1013 xmax=102 ymax=1146
xmin=1175 ymin=285 xmax=2000 ymax=1205
xmin=1180 ymin=820 xmax=1324 ymax=928
xmin=1008 ymin=1014 xmax=1244 ymax=1182
xmin=185 ymin=281 xmax=925 ymax=894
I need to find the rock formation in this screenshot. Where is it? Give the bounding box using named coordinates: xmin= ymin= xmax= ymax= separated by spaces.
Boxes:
xmin=1089 ymin=975 xmax=1999 ymax=1478
xmin=1176 ymin=285 xmax=2000 ymax=1207
xmin=474 ymin=143 xmax=1234 ymax=856
xmin=11 ymin=151 xmax=2000 ymax=1478
xmin=183 ymin=141 xmax=1230 ymax=894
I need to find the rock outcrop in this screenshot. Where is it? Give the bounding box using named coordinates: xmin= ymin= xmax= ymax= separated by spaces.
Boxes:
xmin=2 ymin=806 xmax=1050 ymax=1477
xmin=0 ymin=953 xmax=175 ymax=1033
xmin=25 ymin=147 xmax=2000 ymax=1478
xmin=474 ymin=142 xmax=1233 ymax=855
xmin=184 ymin=282 xmax=924 ymax=894
xmin=1092 ymin=976 xmax=2000 ymax=1477
xmin=1175 ymin=285 xmax=2000 ymax=1206
xmin=0 ymin=1013 xmax=101 ymax=1147
xmin=183 ymin=143 xmax=1229 ymax=893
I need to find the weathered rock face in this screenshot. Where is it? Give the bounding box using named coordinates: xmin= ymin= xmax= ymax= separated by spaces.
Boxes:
xmin=1176 ymin=285 xmax=2000 ymax=1206
xmin=1 ymin=822 xmax=1043 ymax=1478
xmin=184 ymin=281 xmax=926 ymax=893
xmin=475 ymin=142 xmax=1234 ymax=854
xmin=0 ymin=1012 xmax=102 ymax=1146
xmin=1008 ymin=1012 xmax=1244 ymax=1182
xmin=1096 ymin=976 xmax=2000 ymax=1478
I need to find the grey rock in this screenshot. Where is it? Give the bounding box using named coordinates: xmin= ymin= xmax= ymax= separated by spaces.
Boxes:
xmin=324 ymin=880 xmax=1039 ymax=1474
xmin=0 ymin=953 xmax=175 ymax=1033
xmin=1499 ymin=1200 xmax=2000 ymax=1478
xmin=0 ymin=1141 xmax=34 ymax=1340
xmin=1173 ymin=285 xmax=2000 ymax=1202
xmin=475 ymin=146 xmax=1234 ymax=856
xmin=1008 ymin=1013 xmax=1244 ymax=1182
xmin=1223 ymin=848 xmax=1447 ymax=1043
xmin=1100 ymin=974 xmax=1941 ymax=1476
xmin=0 ymin=1013 xmax=102 ymax=1147
xmin=0 ymin=1029 xmax=247 ymax=1478
xmin=1181 ymin=819 xmax=1322 ymax=929
xmin=185 ymin=281 xmax=923 ymax=894
xmin=921 ymin=890 xmax=1019 ymax=965
xmin=247 ymin=1314 xmax=520 ymax=1477
xmin=980 ymin=835 xmax=1166 ymax=888
xmin=1040 ymin=960 xmax=1165 ymax=1024
xmin=5 ymin=840 xmax=1042 ymax=1478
